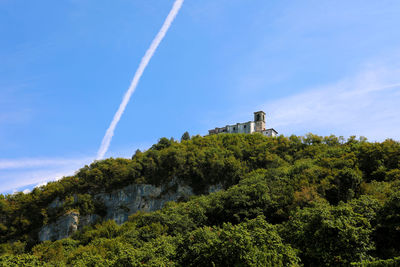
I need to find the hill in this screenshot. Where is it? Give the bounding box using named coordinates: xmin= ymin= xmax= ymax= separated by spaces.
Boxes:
xmin=1 ymin=133 xmax=400 ymax=266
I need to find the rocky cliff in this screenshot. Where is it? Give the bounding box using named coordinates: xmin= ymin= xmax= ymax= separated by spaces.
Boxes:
xmin=39 ymin=181 xmax=221 ymax=241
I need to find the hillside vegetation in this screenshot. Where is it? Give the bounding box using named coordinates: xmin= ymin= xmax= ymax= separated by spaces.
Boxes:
xmin=1 ymin=133 xmax=400 ymax=266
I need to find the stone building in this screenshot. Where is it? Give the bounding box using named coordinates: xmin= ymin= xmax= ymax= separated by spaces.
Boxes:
xmin=208 ymin=111 xmax=278 ymax=137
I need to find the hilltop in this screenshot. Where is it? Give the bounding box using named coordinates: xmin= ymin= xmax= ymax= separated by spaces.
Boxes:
xmin=1 ymin=133 xmax=400 ymax=266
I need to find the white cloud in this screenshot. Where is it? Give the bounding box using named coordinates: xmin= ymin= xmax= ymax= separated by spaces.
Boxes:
xmin=0 ymin=157 xmax=93 ymax=194
xmin=0 ymin=157 xmax=93 ymax=170
xmin=22 ymin=188 xmax=31 ymax=194
xmin=262 ymin=63 xmax=400 ymax=141
xmin=0 ymin=144 xmax=151 ymax=195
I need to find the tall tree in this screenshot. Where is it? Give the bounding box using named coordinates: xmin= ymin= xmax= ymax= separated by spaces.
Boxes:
xmin=181 ymin=131 xmax=190 ymax=141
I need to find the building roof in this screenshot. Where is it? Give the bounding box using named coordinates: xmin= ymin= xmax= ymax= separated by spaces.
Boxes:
xmin=265 ymin=128 xmax=278 ymax=134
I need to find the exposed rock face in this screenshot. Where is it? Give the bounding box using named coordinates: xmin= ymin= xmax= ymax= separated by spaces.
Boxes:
xmin=97 ymin=183 xmax=193 ymax=224
xmin=39 ymin=211 xmax=80 ymax=242
xmin=38 ymin=182 xmax=199 ymax=241
xmin=78 ymin=214 xmax=101 ymax=229
xmin=208 ymin=183 xmax=223 ymax=194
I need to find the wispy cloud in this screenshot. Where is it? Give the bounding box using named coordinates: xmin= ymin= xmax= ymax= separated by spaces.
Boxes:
xmin=0 ymin=157 xmax=93 ymax=194
xmin=263 ymin=62 xmax=400 ymax=141
xmin=0 ymin=141 xmax=152 ymax=195
xmin=0 ymin=157 xmax=93 ymax=170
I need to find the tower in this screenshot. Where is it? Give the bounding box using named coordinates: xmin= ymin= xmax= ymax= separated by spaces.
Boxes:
xmin=254 ymin=111 xmax=266 ymax=132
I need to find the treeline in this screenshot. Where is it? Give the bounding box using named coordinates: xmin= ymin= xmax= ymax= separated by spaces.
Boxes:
xmin=0 ymin=133 xmax=400 ymax=266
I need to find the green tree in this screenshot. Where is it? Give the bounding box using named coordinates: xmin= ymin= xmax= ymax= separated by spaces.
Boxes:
xmin=282 ymin=201 xmax=374 ymax=266
xmin=181 ymin=131 xmax=190 ymax=141
xmin=0 ymin=254 xmax=41 ymax=267
xmin=374 ymin=192 xmax=400 ymax=258
xmin=178 ymin=216 xmax=300 ymax=266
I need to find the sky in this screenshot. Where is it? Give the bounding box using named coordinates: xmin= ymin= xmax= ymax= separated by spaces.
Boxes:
xmin=1 ymin=0 xmax=400 ymax=194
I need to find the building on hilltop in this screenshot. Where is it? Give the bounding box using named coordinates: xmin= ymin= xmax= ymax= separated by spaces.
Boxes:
xmin=208 ymin=111 xmax=278 ymax=137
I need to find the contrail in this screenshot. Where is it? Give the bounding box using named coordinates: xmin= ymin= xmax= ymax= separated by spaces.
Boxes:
xmin=96 ymin=0 xmax=184 ymax=160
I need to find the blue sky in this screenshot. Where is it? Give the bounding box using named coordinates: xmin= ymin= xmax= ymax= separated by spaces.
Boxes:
xmin=1 ymin=0 xmax=400 ymax=194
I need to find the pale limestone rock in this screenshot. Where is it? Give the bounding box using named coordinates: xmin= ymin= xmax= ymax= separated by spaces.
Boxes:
xmin=39 ymin=211 xmax=79 ymax=241
xmin=39 ymin=182 xmax=219 ymax=241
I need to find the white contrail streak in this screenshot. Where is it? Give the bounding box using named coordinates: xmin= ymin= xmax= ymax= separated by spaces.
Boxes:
xmin=96 ymin=0 xmax=184 ymax=160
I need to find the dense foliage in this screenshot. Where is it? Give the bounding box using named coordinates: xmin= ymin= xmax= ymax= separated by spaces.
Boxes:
xmin=0 ymin=133 xmax=400 ymax=266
